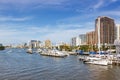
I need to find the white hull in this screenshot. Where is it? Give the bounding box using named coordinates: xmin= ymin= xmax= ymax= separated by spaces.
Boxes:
xmin=40 ymin=49 xmax=68 ymax=57
xmin=92 ymin=59 xmax=108 ymax=66
xmin=83 ymin=55 xmax=109 ymax=66
xmin=85 ymin=59 xmax=108 ymax=66
xmin=26 ymin=48 xmax=32 ymax=54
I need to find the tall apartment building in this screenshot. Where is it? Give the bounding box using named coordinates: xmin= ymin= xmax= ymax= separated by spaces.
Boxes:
xmin=86 ymin=31 xmax=95 ymax=45
xmin=95 ymin=16 xmax=115 ymax=46
xmin=79 ymin=34 xmax=86 ymax=45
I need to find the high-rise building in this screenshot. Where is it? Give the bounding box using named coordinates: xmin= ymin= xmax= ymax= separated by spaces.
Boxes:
xmin=79 ymin=34 xmax=86 ymax=45
xmin=95 ymin=16 xmax=115 ymax=46
xmin=86 ymin=31 xmax=95 ymax=45
xmin=45 ymin=39 xmax=52 ymax=48
xmin=116 ymin=24 xmax=120 ymax=40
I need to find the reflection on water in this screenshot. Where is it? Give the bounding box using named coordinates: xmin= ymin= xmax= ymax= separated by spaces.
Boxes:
xmin=0 ymin=48 xmax=120 ymax=80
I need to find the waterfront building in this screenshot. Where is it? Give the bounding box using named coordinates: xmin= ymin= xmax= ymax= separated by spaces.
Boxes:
xmin=95 ymin=16 xmax=115 ymax=46
xmin=71 ymin=37 xmax=76 ymax=46
xmin=71 ymin=37 xmax=80 ymax=46
xmin=116 ymin=24 xmax=120 ymax=40
xmin=79 ymin=34 xmax=86 ymax=45
xmin=45 ymin=39 xmax=52 ymax=49
xmin=29 ymin=40 xmax=41 ymax=48
xmin=76 ymin=36 xmax=81 ymax=46
xmin=86 ymin=31 xmax=95 ymax=45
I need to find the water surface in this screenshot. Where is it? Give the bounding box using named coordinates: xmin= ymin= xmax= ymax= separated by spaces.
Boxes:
xmin=0 ymin=48 xmax=120 ymax=80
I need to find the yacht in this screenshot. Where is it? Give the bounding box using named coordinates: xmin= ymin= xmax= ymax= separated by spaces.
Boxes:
xmin=40 ymin=49 xmax=68 ymax=57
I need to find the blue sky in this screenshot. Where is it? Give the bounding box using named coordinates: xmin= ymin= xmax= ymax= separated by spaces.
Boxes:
xmin=0 ymin=0 xmax=120 ymax=45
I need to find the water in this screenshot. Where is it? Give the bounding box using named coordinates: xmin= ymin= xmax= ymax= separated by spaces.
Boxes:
xmin=0 ymin=48 xmax=120 ymax=80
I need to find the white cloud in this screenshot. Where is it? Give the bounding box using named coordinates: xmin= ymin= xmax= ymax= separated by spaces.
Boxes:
xmin=0 ymin=16 xmax=32 ymax=21
xmin=0 ymin=0 xmax=68 ymax=7
xmin=0 ymin=23 xmax=94 ymax=45
xmin=111 ymin=0 xmax=117 ymax=2
xmin=0 ymin=0 xmax=71 ymax=12
xmin=91 ymin=0 xmax=118 ymax=10
xmin=101 ymin=11 xmax=120 ymax=16
xmin=93 ymin=0 xmax=104 ymax=9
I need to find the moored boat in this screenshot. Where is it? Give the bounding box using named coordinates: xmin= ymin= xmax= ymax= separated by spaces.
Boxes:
xmin=26 ymin=48 xmax=33 ymax=54
xmin=40 ymin=49 xmax=68 ymax=57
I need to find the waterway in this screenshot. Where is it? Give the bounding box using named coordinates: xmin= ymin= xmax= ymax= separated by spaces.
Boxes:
xmin=0 ymin=48 xmax=120 ymax=80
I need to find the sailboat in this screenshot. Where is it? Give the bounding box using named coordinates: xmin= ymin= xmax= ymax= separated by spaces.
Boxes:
xmin=84 ymin=17 xmax=109 ymax=66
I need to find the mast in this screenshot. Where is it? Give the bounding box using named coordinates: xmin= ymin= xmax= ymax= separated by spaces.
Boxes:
xmin=97 ymin=17 xmax=101 ymax=54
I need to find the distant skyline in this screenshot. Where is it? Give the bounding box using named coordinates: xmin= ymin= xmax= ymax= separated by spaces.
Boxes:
xmin=0 ymin=0 xmax=120 ymax=45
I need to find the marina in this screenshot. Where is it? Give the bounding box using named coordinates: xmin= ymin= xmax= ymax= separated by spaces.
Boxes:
xmin=0 ymin=0 xmax=120 ymax=80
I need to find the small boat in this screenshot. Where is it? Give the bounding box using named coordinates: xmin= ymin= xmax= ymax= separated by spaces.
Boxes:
xmin=26 ymin=48 xmax=33 ymax=54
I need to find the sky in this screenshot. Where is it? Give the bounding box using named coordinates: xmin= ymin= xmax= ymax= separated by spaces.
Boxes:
xmin=0 ymin=0 xmax=120 ymax=45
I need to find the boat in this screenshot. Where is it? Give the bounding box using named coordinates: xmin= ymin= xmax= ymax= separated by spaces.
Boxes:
xmin=83 ymin=18 xmax=109 ymax=66
xmin=40 ymin=49 xmax=68 ymax=57
xmin=26 ymin=48 xmax=33 ymax=54
xmin=37 ymin=48 xmax=42 ymax=53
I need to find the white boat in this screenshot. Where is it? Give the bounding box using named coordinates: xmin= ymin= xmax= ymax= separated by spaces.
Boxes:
xmin=26 ymin=48 xmax=33 ymax=54
xmin=91 ymin=59 xmax=108 ymax=66
xmin=62 ymin=51 xmax=69 ymax=56
xmin=51 ymin=50 xmax=68 ymax=56
xmin=40 ymin=49 xmax=68 ymax=57
xmin=37 ymin=48 xmax=42 ymax=53
xmin=83 ymin=54 xmax=109 ymax=65
xmin=83 ymin=18 xmax=109 ymax=66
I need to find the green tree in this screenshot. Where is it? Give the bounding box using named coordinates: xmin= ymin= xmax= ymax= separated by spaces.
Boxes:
xmin=0 ymin=46 xmax=5 ymax=50
xmin=79 ymin=45 xmax=89 ymax=52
